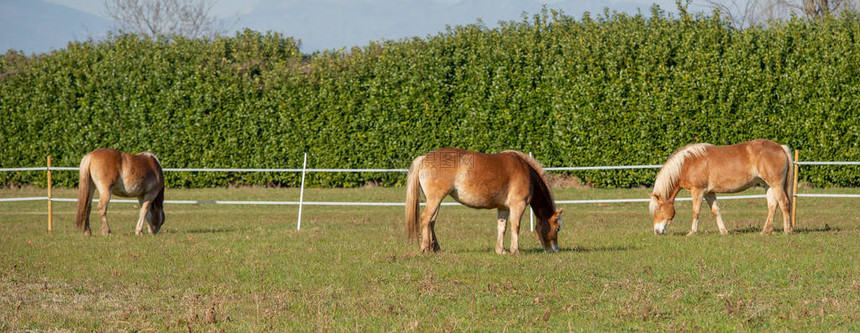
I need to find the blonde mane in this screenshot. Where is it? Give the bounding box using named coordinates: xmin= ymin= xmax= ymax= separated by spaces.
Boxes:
xmin=651 ymin=143 xmax=712 ymax=202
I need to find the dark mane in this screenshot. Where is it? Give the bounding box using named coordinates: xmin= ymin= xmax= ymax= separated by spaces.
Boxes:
xmin=142 ymin=152 xmax=165 ymax=210
xmin=503 ymin=151 xmax=556 ymax=221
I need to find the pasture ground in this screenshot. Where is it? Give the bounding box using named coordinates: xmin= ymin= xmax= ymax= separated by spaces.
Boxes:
xmin=2 ymin=186 xmax=860 ymax=331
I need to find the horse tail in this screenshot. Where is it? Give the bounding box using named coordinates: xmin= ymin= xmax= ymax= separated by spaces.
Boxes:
xmin=405 ymin=155 xmax=424 ymax=242
xmin=781 ymin=144 xmax=794 ymax=223
xmin=75 ymin=153 xmax=94 ymax=230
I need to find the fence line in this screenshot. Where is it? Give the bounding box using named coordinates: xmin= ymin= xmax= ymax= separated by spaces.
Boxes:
xmin=795 ymin=161 xmax=860 ymax=166
xmin=0 ymin=197 xmax=48 ymax=202
xmin=1 ymin=157 xmax=858 ymax=231
xmin=0 ymin=194 xmax=771 ymax=205
xmin=2 ymin=193 xmax=853 ymax=205
xmin=545 ymin=165 xmax=663 ymax=171
xmin=3 ymin=160 xmax=859 ymax=173
xmin=795 ymin=193 xmax=860 ymax=198
xmin=0 ymin=167 xmax=51 ymax=172
xmin=0 ymin=164 xmax=667 ymax=173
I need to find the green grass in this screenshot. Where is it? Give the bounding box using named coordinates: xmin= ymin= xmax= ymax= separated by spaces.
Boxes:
xmin=2 ymin=186 xmax=860 ymax=331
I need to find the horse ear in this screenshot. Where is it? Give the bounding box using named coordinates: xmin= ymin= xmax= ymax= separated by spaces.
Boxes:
xmin=649 ymin=193 xmax=660 ymax=201
xmin=556 ymin=208 xmax=563 ymax=216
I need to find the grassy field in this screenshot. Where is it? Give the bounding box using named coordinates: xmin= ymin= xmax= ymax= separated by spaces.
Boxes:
xmin=2 ymin=185 xmax=860 ymax=331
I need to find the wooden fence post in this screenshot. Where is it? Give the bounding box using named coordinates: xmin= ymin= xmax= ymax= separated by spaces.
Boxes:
xmin=47 ymin=156 xmax=53 ymax=232
xmin=791 ymin=150 xmax=799 ymax=230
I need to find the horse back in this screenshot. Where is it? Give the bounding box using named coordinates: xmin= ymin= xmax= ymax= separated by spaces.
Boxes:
xmin=85 ymin=149 xmax=125 ymax=185
xmin=681 ymin=139 xmax=788 ymax=192
xmin=85 ymin=148 xmax=163 ymax=197
xmin=121 ymin=153 xmax=164 ymax=194
xmin=700 ymin=139 xmax=787 ymax=171
xmin=418 ymin=148 xmax=531 ymax=209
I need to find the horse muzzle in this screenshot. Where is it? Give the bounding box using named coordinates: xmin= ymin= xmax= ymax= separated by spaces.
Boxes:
xmin=654 ymin=221 xmax=668 ymax=235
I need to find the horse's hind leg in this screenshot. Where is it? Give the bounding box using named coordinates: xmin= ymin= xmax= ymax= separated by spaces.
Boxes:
xmin=97 ymin=191 xmax=112 ymax=236
xmin=779 ymin=190 xmax=793 ymax=234
xmin=496 ymin=209 xmax=510 ymax=254
xmin=762 ymin=186 xmax=777 ymax=235
xmin=420 ymin=197 xmax=443 ymax=253
xmin=84 ymin=185 xmax=95 ymax=237
xmin=771 ymin=183 xmax=793 ymax=234
xmin=704 ymin=193 xmax=728 ymax=235
xmin=429 ymin=219 xmax=440 ymax=252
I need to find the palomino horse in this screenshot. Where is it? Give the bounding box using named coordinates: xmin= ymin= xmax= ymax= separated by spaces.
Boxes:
xmin=650 ymin=139 xmax=793 ymax=235
xmin=405 ymin=148 xmax=563 ymax=254
xmin=76 ymin=148 xmax=165 ymax=236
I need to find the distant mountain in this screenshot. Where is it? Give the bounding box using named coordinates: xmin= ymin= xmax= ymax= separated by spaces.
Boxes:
xmin=234 ymin=0 xmax=666 ymax=53
xmin=0 ymin=0 xmax=112 ymax=54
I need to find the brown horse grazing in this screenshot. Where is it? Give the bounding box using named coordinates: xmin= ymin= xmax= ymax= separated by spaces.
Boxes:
xmin=76 ymin=148 xmax=165 ymax=236
xmin=650 ymin=139 xmax=793 ymax=235
xmin=405 ymin=148 xmax=563 ymax=254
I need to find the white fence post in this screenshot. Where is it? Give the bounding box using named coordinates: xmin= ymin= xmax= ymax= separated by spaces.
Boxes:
xmin=529 ymin=152 xmax=534 ymax=232
xmin=297 ymin=153 xmax=308 ymax=230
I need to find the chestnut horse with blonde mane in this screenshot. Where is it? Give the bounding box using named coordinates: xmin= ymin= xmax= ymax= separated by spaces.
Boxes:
xmin=405 ymin=148 xmax=563 ymax=254
xmin=650 ymin=139 xmax=793 ymax=235
xmin=76 ymin=148 xmax=165 ymax=236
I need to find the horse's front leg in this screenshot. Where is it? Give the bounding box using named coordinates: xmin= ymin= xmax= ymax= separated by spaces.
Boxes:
xmin=688 ymin=189 xmax=704 ymax=236
xmin=496 ymin=209 xmax=510 ymax=254
xmin=507 ymin=204 xmax=526 ymax=254
xmin=135 ymin=198 xmax=152 ymax=235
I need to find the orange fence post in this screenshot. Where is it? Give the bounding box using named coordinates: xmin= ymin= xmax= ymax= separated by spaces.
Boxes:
xmin=47 ymin=155 xmax=53 ymax=232
xmin=791 ymin=150 xmax=799 ymax=230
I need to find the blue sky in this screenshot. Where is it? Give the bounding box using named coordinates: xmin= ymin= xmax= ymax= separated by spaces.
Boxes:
xmin=44 ymin=0 xmax=678 ymax=18
xmin=3 ymin=0 xmax=694 ymax=54
xmin=43 ymin=0 xmax=262 ymax=17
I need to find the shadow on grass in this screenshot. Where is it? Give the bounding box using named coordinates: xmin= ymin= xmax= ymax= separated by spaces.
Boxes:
xmin=794 ymin=225 xmax=840 ymax=233
xmin=162 ymin=228 xmax=238 ymax=234
xmin=561 ymin=244 xmax=637 ymax=253
xmin=733 ymin=226 xmax=766 ymax=234
xmin=721 ymin=225 xmax=838 ymax=234
xmin=452 ymin=245 xmax=638 ymax=255
xmin=655 ymin=228 xmax=777 ymax=235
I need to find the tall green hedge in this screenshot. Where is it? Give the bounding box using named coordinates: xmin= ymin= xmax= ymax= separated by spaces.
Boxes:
xmin=1 ymin=6 xmax=858 ymax=188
